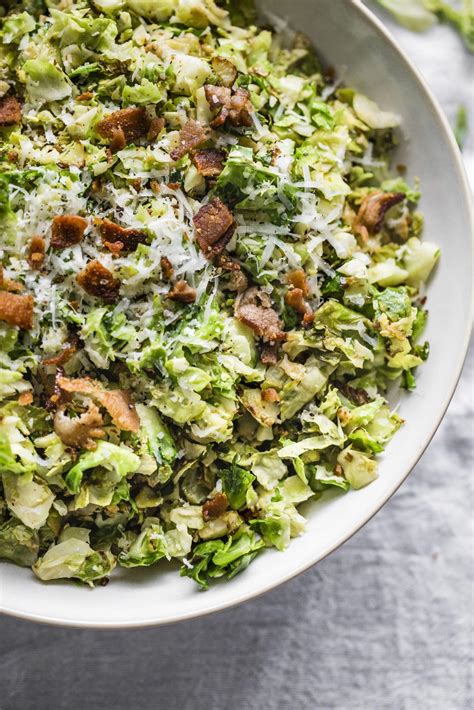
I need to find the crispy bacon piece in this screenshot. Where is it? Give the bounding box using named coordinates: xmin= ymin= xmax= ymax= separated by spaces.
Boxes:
xmin=215 ymin=252 xmax=239 ymax=271
xmin=147 ymin=116 xmax=165 ymax=141
xmin=287 ymin=269 xmax=310 ymax=297
xmin=205 ymin=85 xmax=230 ymax=106
xmin=226 ymin=88 xmax=253 ymax=127
xmin=262 ymin=387 xmax=280 ymax=403
xmin=0 ymin=265 xmax=23 ymax=293
xmin=302 ymin=311 xmax=315 ymax=327
xmin=57 ymin=376 xmax=140 ymax=433
xmin=204 ymin=85 xmax=253 ymax=128
xmin=76 ymin=260 xmax=120 ymax=302
xmin=191 ymin=148 xmax=226 ymax=177
xmin=203 ymin=493 xmax=228 ymax=521
xmin=215 ymin=254 xmax=248 ymax=292
xmin=160 ymin=256 xmax=174 ymax=281
xmin=51 ymin=215 xmax=88 ymax=249
xmin=168 ymin=280 xmax=196 ymax=304
xmin=27 ymin=236 xmax=46 ymax=270
xmin=97 ymin=218 xmax=147 ymax=253
xmin=285 ymin=288 xmax=313 ymax=321
xmin=286 ymin=269 xmax=313 ymax=325
xmin=96 ymin=107 xmax=150 ymax=146
xmin=0 ymin=95 xmax=22 ymax=126
xmin=77 ymin=91 xmax=94 ymax=102
xmin=103 ymin=240 xmax=124 ymax=256
xmin=0 ymin=291 xmax=33 ymax=330
xmin=108 ymin=127 xmax=126 ymax=153
xmin=193 ymin=197 xmax=235 ymax=258
xmin=236 ymin=288 xmax=286 ymax=343
xmin=355 ymin=191 xmax=404 ymax=240
xmin=18 ymin=391 xmax=33 ymax=406
xmin=54 ymin=403 xmax=105 ymax=450
xmin=43 ymin=342 xmax=77 ymax=367
xmin=227 ymin=269 xmax=248 ymax=293
xmin=170 ymin=120 xmax=209 ymax=161
xmin=260 ymin=343 xmax=278 ymax=365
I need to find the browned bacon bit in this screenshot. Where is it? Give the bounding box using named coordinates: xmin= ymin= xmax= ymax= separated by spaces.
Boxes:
xmin=214 ymin=252 xmax=248 ymax=293
xmin=77 ymin=91 xmax=94 ymax=102
xmin=97 ymin=218 xmax=147 ymax=252
xmin=287 ymin=269 xmax=310 ymax=297
xmin=0 ymin=95 xmax=22 ymax=126
xmin=96 ymin=107 xmax=150 ymax=146
xmin=168 ymin=280 xmax=196 ymax=304
xmin=0 ymin=291 xmax=34 ymax=330
xmin=204 ymin=85 xmax=253 ymax=128
xmin=285 ymin=288 xmax=308 ymax=315
xmin=285 ymin=287 xmax=314 ymax=327
xmin=260 ymin=343 xmax=278 ymax=365
xmin=170 ymin=120 xmax=209 ymax=161
xmin=27 ymin=236 xmax=46 ymax=270
xmin=236 ymin=288 xmax=286 ymax=343
xmin=167 ymin=182 xmax=181 ymax=190
xmin=76 ymin=260 xmax=120 ymax=303
xmin=214 ymin=253 xmax=247 ymax=290
xmin=18 ymin=391 xmax=33 ymax=406
xmin=108 ymin=126 xmax=126 ymax=153
xmin=160 ymin=255 xmax=174 ymax=281
xmin=203 ymin=493 xmax=228 ymax=521
xmin=211 ymin=57 xmax=238 ymax=88
xmin=191 ymin=148 xmax=226 ymax=177
xmin=43 ymin=342 xmax=77 ymax=367
xmin=205 ymin=85 xmax=231 ymax=111
xmin=226 ymin=88 xmax=253 ymax=128
xmin=147 ymin=116 xmax=165 ymax=141
xmin=0 ymin=265 xmax=23 ymax=293
xmin=51 ymin=215 xmax=88 ymax=249
xmin=262 ymin=388 xmax=280 ymax=403
xmin=193 ymin=197 xmax=235 ymax=258
xmin=227 ymin=270 xmax=248 ymax=293
xmin=57 ymin=376 xmax=140 ymax=432
xmin=286 ymin=269 xmax=313 ymax=324
xmin=215 ymin=252 xmax=239 ymax=271
xmin=54 ymin=403 xmax=105 ymax=450
xmin=354 ymin=191 xmax=404 ymax=240
xmin=103 ymin=240 xmax=124 ymax=256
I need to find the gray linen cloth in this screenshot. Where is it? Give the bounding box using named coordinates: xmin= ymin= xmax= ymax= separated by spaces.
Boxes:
xmin=0 ymin=9 xmax=472 ymax=710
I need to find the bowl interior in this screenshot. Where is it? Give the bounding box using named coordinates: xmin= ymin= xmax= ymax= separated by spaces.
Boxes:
xmin=1 ymin=0 xmax=472 ymax=627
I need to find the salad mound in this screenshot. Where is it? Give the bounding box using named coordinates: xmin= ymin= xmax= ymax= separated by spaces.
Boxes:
xmin=0 ymin=0 xmax=439 ymax=588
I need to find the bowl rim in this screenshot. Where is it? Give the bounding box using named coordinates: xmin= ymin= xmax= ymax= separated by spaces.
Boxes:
xmin=1 ymin=0 xmax=473 ymax=629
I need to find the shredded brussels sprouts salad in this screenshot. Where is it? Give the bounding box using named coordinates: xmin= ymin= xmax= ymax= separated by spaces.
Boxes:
xmin=0 ymin=0 xmax=439 ymax=588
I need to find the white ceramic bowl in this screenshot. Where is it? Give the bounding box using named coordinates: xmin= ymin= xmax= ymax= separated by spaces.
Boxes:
xmin=1 ymin=0 xmax=472 ymax=628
